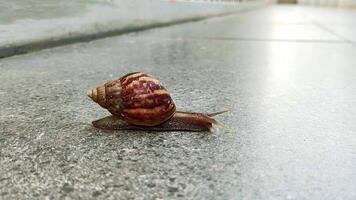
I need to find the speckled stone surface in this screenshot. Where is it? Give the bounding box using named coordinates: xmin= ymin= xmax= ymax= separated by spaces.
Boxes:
xmin=1 ymin=5 xmax=356 ymax=199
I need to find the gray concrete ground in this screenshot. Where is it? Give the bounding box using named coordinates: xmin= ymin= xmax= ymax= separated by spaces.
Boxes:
xmin=0 ymin=0 xmax=264 ymax=58
xmin=1 ymin=5 xmax=356 ymax=200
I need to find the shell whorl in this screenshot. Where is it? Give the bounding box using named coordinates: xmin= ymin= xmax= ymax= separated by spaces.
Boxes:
xmin=87 ymin=85 xmax=107 ymax=109
xmin=88 ymin=72 xmax=176 ymax=126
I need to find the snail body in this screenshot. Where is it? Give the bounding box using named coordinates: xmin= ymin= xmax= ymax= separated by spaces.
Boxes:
xmin=88 ymin=72 xmax=227 ymax=131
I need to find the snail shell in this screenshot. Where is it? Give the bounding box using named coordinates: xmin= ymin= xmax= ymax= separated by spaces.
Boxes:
xmin=87 ymin=72 xmax=176 ymax=126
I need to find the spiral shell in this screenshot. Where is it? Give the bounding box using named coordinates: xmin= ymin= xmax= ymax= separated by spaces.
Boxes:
xmin=87 ymin=72 xmax=176 ymax=126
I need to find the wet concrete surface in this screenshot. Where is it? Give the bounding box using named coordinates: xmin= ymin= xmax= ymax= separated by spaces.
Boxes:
xmin=1 ymin=5 xmax=356 ymax=199
xmin=0 ymin=0 xmax=251 ymax=58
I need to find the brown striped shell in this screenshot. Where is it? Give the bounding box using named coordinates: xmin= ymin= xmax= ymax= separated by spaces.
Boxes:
xmin=87 ymin=72 xmax=176 ymax=126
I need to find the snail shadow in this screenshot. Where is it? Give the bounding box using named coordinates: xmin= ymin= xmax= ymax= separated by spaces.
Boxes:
xmin=80 ymin=121 xmax=234 ymax=152
xmin=86 ymin=123 xmax=215 ymax=136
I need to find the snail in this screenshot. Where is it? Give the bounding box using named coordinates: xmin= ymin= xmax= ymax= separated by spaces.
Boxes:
xmin=87 ymin=72 xmax=228 ymax=132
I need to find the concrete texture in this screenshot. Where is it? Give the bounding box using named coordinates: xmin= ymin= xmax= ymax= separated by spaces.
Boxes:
xmin=299 ymin=6 xmax=356 ymax=44
xmin=1 ymin=5 xmax=356 ymax=200
xmin=143 ymin=5 xmax=345 ymax=42
xmin=0 ymin=0 xmax=265 ymax=58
